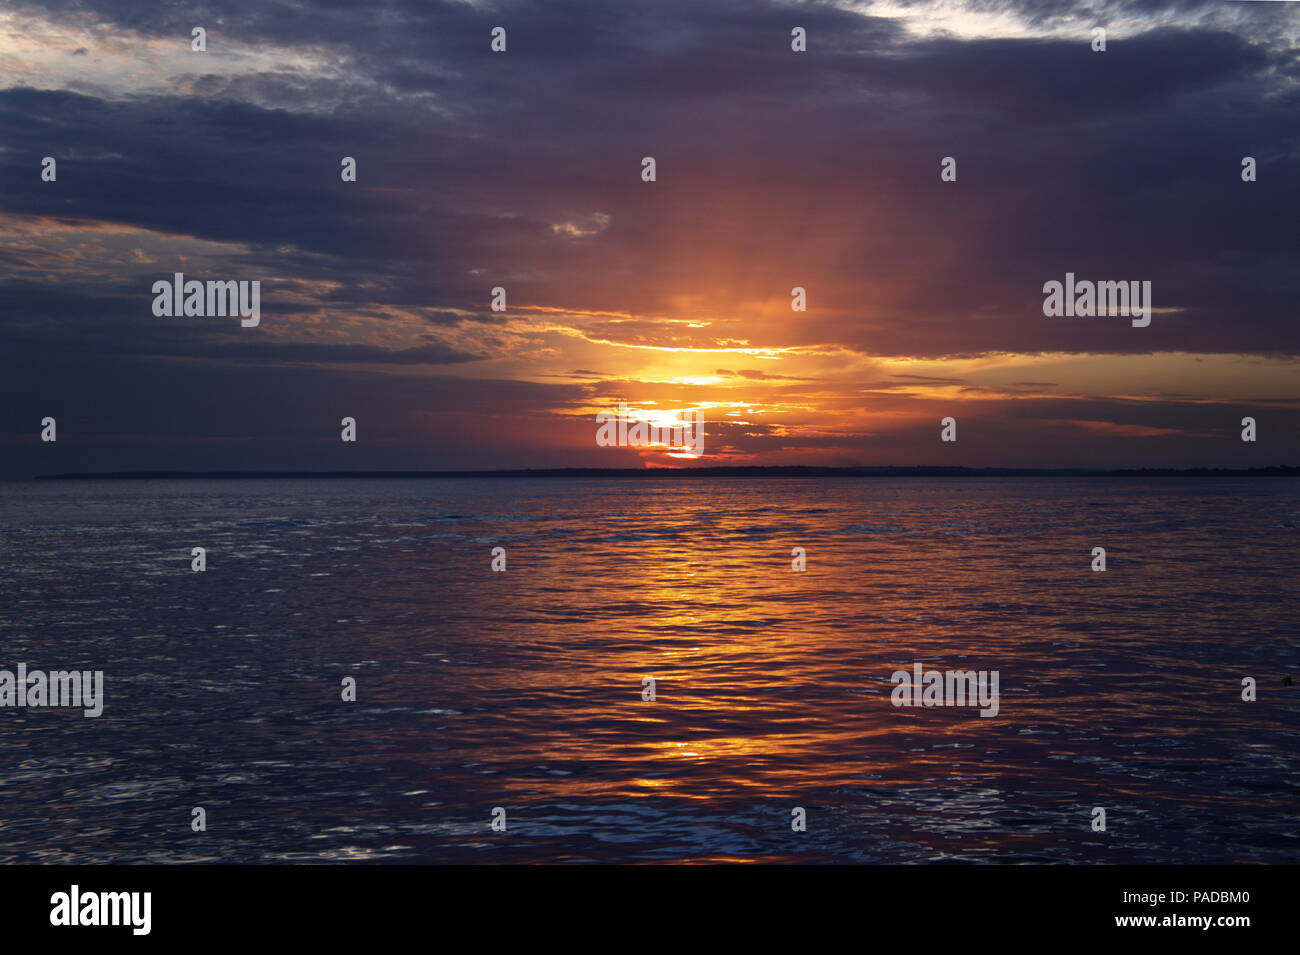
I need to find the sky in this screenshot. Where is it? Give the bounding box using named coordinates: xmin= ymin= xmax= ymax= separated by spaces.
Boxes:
xmin=1 ymin=0 xmax=1298 ymax=478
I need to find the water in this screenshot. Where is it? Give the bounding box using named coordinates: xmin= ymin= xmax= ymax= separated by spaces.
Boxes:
xmin=0 ymin=477 xmax=1296 ymax=863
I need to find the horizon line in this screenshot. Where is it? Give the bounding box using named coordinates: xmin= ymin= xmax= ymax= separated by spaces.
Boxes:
xmin=24 ymin=465 xmax=1300 ymax=481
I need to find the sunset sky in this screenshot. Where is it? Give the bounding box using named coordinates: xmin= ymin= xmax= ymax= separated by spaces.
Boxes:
xmin=1 ymin=0 xmax=1298 ymax=478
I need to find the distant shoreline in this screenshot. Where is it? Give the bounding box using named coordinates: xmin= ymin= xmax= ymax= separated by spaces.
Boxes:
xmin=28 ymin=465 xmax=1300 ymax=480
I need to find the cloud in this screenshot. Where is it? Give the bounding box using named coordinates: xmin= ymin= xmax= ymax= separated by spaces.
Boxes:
xmin=1 ymin=0 xmax=1297 ymax=475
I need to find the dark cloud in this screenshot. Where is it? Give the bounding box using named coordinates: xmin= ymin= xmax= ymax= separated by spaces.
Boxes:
xmin=1 ymin=0 xmax=1297 ymax=475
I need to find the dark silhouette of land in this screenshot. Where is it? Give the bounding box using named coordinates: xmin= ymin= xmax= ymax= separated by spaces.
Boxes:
xmin=31 ymin=465 xmax=1300 ymax=480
